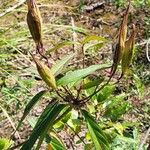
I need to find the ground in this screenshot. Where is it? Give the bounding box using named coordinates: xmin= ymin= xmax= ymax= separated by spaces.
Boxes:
xmin=0 ymin=0 xmax=150 ymax=149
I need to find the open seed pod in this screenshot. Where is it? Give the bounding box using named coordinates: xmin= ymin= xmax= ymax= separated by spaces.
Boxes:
xmin=121 ymin=24 xmax=136 ymax=78
xmin=110 ymin=0 xmax=131 ymax=78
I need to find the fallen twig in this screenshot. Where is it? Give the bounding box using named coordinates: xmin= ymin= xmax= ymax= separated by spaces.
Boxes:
xmin=146 ymin=39 xmax=150 ymax=62
xmin=0 ymin=0 xmax=26 ymax=18
xmin=71 ymin=17 xmax=78 ymax=52
xmin=83 ymin=2 xmax=105 ymax=12
xmin=0 ymin=106 xmax=21 ymax=140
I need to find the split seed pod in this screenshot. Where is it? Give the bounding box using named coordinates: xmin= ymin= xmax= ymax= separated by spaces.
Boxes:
xmin=26 ymin=0 xmax=43 ymax=52
xmin=33 ymin=56 xmax=57 ymax=89
xmin=110 ymin=0 xmax=131 ymax=78
xmin=121 ymin=24 xmax=136 ymax=78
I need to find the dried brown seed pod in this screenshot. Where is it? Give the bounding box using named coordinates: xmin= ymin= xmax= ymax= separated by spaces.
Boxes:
xmin=110 ymin=0 xmax=131 ymax=78
xmin=26 ymin=0 xmax=44 ymax=53
xmin=121 ymin=24 xmax=136 ymax=78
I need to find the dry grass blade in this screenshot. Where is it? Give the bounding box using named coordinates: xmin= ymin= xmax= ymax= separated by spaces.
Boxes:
xmin=0 ymin=106 xmax=21 ymax=140
xmin=0 ymin=0 xmax=26 ymax=18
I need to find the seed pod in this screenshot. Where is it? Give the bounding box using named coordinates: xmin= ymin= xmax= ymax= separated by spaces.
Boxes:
xmin=26 ymin=0 xmax=43 ymax=52
xmin=47 ymin=144 xmax=52 ymax=150
xmin=121 ymin=24 xmax=136 ymax=78
xmin=33 ymin=56 xmax=57 ymax=89
xmin=110 ymin=0 xmax=131 ymax=78
xmin=120 ymin=0 xmax=131 ymax=44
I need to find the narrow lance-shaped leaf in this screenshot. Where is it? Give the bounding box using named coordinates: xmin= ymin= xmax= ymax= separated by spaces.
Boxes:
xmin=46 ymin=41 xmax=79 ymax=54
xmin=57 ymin=64 xmax=111 ymax=86
xmin=16 ymin=90 xmax=47 ymax=130
xmin=81 ymin=35 xmax=108 ymax=45
xmin=82 ymin=78 xmax=104 ymax=90
xmin=82 ymin=110 xmax=110 ymax=150
xmin=51 ymin=53 xmax=75 ymax=76
xmin=36 ymin=106 xmax=72 ymax=149
xmin=110 ymin=0 xmax=131 ymax=78
xmin=48 ymin=134 xmax=67 ymax=150
xmin=21 ymin=102 xmax=67 ymax=150
xmin=120 ymin=24 xmax=136 ymax=78
xmin=21 ymin=101 xmax=57 ymax=150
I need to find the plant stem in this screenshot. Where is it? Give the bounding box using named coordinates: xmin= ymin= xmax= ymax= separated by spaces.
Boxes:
xmin=67 ymin=124 xmax=86 ymax=145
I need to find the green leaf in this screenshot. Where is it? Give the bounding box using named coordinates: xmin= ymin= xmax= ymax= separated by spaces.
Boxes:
xmin=0 ymin=138 xmax=13 ymax=150
xmin=46 ymin=41 xmax=79 ymax=54
xmin=83 ymin=78 xmax=104 ymax=89
xmin=48 ymin=24 xmax=88 ymax=35
xmin=27 ymin=116 xmax=38 ymax=128
xmin=81 ymin=35 xmax=108 ymax=45
xmin=97 ymin=85 xmax=115 ymax=102
xmin=133 ymin=74 xmax=145 ymax=98
xmin=57 ymin=64 xmax=110 ymax=86
xmin=51 ymin=53 xmax=75 ymax=76
xmin=17 ymin=90 xmax=47 ymax=130
xmin=50 ymin=136 xmax=67 ymax=150
xmin=84 ymin=143 xmax=94 ymax=150
xmin=84 ymin=43 xmax=105 ymax=52
xmin=21 ymin=102 xmax=67 ymax=150
xmin=104 ymin=94 xmax=130 ymax=121
xmin=82 ymin=110 xmax=110 ymax=150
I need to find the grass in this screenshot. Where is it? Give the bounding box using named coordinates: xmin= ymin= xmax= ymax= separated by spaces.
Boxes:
xmin=0 ymin=0 xmax=149 ymax=149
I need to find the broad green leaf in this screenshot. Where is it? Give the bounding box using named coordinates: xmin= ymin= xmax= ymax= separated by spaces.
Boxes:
xmin=104 ymin=94 xmax=130 ymax=121
xmin=21 ymin=102 xmax=67 ymax=150
xmin=83 ymin=78 xmax=104 ymax=89
xmin=46 ymin=41 xmax=79 ymax=54
xmin=17 ymin=90 xmax=47 ymax=130
xmin=0 ymin=138 xmax=13 ymax=150
xmin=85 ymin=85 xmax=97 ymax=101
xmin=97 ymin=85 xmax=115 ymax=102
xmin=51 ymin=53 xmax=75 ymax=76
xmin=82 ymin=110 xmax=110 ymax=150
xmin=81 ymin=35 xmax=108 ymax=45
xmin=57 ymin=64 xmax=111 ymax=86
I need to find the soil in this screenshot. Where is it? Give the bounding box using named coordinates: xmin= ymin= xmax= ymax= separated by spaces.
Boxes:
xmin=0 ymin=0 xmax=150 ymax=149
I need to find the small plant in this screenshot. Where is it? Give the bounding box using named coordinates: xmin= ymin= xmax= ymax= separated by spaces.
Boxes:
xmin=8 ymin=0 xmax=146 ymax=149
xmin=0 ymin=138 xmax=13 ymax=150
